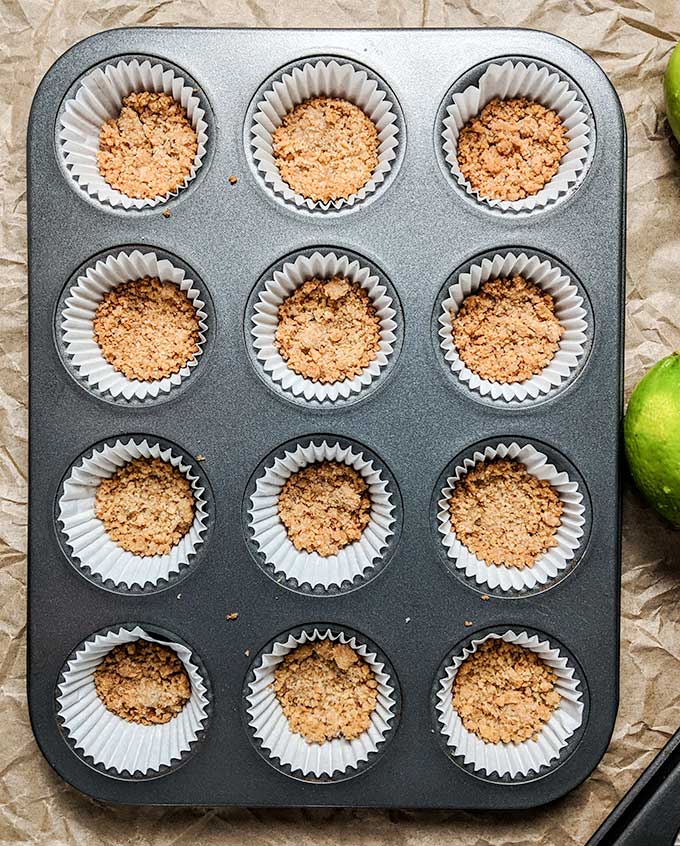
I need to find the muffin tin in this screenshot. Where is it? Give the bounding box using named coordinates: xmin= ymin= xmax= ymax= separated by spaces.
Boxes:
xmin=27 ymin=27 xmax=625 ymax=807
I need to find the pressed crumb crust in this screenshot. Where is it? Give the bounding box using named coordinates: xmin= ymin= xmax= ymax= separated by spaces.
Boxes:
xmin=94 ymin=457 xmax=195 ymax=556
xmin=94 ymin=640 xmax=191 ymax=726
xmin=273 ymin=640 xmax=378 ymax=743
xmin=450 ymin=274 xmax=564 ymax=384
xmin=98 ymin=92 xmax=198 ymax=199
xmin=275 ymin=276 xmax=381 ymax=383
xmin=457 ymin=97 xmax=569 ymax=202
xmin=452 ymin=639 xmax=560 ymax=744
xmin=448 ymin=458 xmax=563 ymax=569
xmin=272 ymin=97 xmax=379 ymax=202
xmin=93 ymin=277 xmax=201 ymax=382
xmin=278 ymin=460 xmax=371 ymax=557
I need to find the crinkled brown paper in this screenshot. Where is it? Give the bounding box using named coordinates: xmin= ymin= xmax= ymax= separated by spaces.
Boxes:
xmin=1 ymin=1 xmax=679 ymax=843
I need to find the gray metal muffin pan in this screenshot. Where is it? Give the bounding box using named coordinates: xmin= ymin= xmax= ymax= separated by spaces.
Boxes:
xmin=27 ymin=27 xmax=625 ymax=808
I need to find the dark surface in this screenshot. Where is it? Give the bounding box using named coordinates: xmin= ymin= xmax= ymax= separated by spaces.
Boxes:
xmin=588 ymin=729 xmax=680 ymax=846
xmin=27 ymin=28 xmax=626 ymax=808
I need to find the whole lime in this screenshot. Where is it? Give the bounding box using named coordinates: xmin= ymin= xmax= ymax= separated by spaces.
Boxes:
xmin=624 ymin=351 xmax=680 ymax=527
xmin=664 ymin=41 xmax=680 ymax=144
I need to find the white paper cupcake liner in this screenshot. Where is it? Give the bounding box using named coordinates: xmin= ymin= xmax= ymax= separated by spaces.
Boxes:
xmin=57 ymin=625 xmax=209 ymax=777
xmin=251 ymin=59 xmax=400 ymax=211
xmin=436 ymin=630 xmax=584 ymax=778
xmin=251 ymin=251 xmax=397 ymax=403
xmin=246 ymin=627 xmax=397 ymax=778
xmin=438 ymin=442 xmax=586 ymax=593
xmin=58 ymin=438 xmax=209 ymax=590
xmin=248 ymin=440 xmax=396 ymax=591
xmin=61 ymin=249 xmax=208 ymax=402
xmin=59 ymin=59 xmax=209 ymax=209
xmin=442 ymin=60 xmax=592 ymax=212
xmin=438 ymin=251 xmax=588 ymax=403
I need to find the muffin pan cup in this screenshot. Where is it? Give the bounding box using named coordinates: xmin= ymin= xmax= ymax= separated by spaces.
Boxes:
xmin=59 ymin=58 xmax=210 ymax=210
xmin=56 ymin=624 xmax=211 ymax=778
xmin=28 ymin=28 xmax=624 ymax=809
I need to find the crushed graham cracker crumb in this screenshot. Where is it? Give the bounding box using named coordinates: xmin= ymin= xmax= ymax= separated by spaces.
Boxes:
xmin=481 ymin=594 xmax=490 ymax=601
xmin=451 ymin=275 xmax=564 ymax=383
xmin=228 ymin=175 xmax=238 ymax=184
xmin=98 ymin=92 xmax=198 ymax=199
xmin=448 ymin=458 xmax=563 ymax=568
xmin=452 ymin=639 xmax=560 ymax=744
xmin=275 ymin=277 xmax=381 ymax=383
xmin=457 ymin=97 xmax=569 ymax=202
xmin=273 ymin=640 xmax=378 ymax=743
xmin=162 ymin=209 xmax=171 ymax=218
xmin=93 ymin=277 xmax=201 ymax=383
xmin=95 ymin=457 xmax=195 ymax=556
xmin=272 ymin=97 xmax=379 ymax=202
xmin=278 ymin=460 xmax=371 ymax=557
xmin=225 ymin=612 xmax=239 ymax=621
xmin=94 ymin=640 xmax=191 ymax=726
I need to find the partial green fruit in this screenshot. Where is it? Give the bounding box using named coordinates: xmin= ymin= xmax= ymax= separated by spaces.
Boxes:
xmin=664 ymin=41 xmax=680 ymax=144
xmin=624 ymin=351 xmax=680 ymax=527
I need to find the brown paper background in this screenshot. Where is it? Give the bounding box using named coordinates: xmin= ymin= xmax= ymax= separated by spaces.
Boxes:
xmin=2 ymin=1 xmax=679 ymax=843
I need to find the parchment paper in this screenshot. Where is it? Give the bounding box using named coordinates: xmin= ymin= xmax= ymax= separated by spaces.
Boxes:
xmin=1 ymin=2 xmax=679 ymax=844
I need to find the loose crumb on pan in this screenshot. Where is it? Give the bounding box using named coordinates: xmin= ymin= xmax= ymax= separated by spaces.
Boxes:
xmin=93 ymin=277 xmax=201 ymax=383
xmin=272 ymin=97 xmax=379 ymax=203
xmin=94 ymin=640 xmax=191 ymax=726
xmin=452 ymin=639 xmax=560 ymax=744
xmin=95 ymin=457 xmax=195 ymax=556
xmin=450 ymin=275 xmax=564 ymax=383
xmin=275 ymin=276 xmax=381 ymax=383
xmin=273 ymin=640 xmax=378 ymax=743
xmin=278 ymin=460 xmax=371 ymax=557
xmin=98 ymin=91 xmax=198 ymax=199
xmin=457 ymin=97 xmax=569 ymax=202
xmin=448 ymin=458 xmax=563 ymax=568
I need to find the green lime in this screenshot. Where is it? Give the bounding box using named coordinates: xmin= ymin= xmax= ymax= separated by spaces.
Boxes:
xmin=664 ymin=41 xmax=680 ymax=144
xmin=624 ymin=351 xmax=680 ymax=527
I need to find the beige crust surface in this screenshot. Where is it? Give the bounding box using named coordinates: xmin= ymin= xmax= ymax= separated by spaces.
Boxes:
xmin=272 ymin=640 xmax=378 ymax=743
xmin=97 ymin=91 xmax=198 ymax=199
xmin=452 ymin=639 xmax=561 ymax=744
xmin=457 ymin=97 xmax=569 ymax=202
xmin=277 ymin=460 xmax=371 ymax=557
xmin=275 ymin=276 xmax=381 ymax=383
xmin=94 ymin=457 xmax=195 ymax=556
xmin=450 ymin=274 xmax=564 ymax=383
xmin=448 ymin=458 xmax=563 ymax=568
xmin=93 ymin=276 xmax=200 ymax=382
xmin=93 ymin=640 xmax=191 ymax=726
xmin=272 ymin=97 xmax=379 ymax=202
